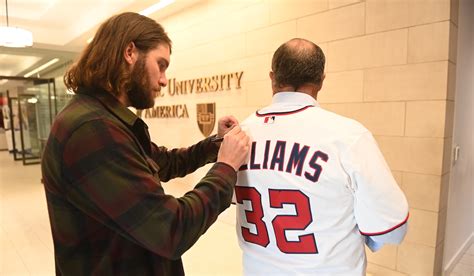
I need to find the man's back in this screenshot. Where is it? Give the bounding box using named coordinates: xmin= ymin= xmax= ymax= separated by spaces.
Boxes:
xmin=235 ymin=92 xmax=408 ymax=275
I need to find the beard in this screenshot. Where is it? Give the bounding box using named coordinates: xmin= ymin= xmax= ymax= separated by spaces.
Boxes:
xmin=127 ymin=56 xmax=156 ymax=109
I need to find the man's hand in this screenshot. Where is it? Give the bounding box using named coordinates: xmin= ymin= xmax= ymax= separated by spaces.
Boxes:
xmin=217 ymin=115 xmax=239 ymax=138
xmin=217 ymin=125 xmax=251 ymax=171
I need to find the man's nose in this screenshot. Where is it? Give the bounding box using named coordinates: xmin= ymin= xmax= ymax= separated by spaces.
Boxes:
xmin=160 ymin=73 xmax=168 ymax=87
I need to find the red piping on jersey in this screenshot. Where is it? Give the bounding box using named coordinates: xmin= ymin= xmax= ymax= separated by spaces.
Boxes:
xmin=360 ymin=213 xmax=410 ymax=236
xmin=256 ymin=105 xmax=314 ymax=117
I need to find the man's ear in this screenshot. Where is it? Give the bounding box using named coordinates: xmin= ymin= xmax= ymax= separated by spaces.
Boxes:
xmin=313 ymin=73 xmax=326 ymax=97
xmin=269 ymin=71 xmax=275 ymax=85
xmin=124 ymin=41 xmax=138 ymax=65
xmin=270 ymin=71 xmax=278 ymax=94
xmin=319 ymin=73 xmax=326 ymax=90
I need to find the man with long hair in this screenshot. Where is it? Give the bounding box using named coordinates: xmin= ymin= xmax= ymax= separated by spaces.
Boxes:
xmin=235 ymin=38 xmax=409 ymax=275
xmin=41 ymin=12 xmax=250 ymax=275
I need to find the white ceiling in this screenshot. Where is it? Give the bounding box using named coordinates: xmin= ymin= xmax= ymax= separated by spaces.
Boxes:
xmin=0 ymin=53 xmax=40 ymax=75
xmin=0 ymin=0 xmax=198 ymax=80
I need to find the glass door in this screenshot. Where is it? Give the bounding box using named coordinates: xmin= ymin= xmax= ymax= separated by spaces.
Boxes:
xmin=2 ymin=77 xmax=57 ymax=165
xmin=18 ymin=79 xmax=56 ymax=165
xmin=31 ymin=79 xmax=56 ymax=154
xmin=7 ymin=96 xmax=22 ymax=161
xmin=18 ymin=94 xmax=41 ymax=165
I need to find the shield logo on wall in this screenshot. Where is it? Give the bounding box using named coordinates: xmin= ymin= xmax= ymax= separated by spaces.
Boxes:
xmin=196 ymin=103 xmax=216 ymax=137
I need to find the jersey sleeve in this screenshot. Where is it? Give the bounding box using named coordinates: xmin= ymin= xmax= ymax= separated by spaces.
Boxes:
xmin=341 ymin=131 xmax=409 ymax=237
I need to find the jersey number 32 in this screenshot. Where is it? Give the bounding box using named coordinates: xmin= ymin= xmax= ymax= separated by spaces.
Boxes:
xmin=235 ymin=186 xmax=318 ymax=254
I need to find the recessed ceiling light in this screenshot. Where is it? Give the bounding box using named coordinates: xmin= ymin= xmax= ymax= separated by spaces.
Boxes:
xmin=23 ymin=58 xmax=60 ymax=78
xmin=139 ymin=0 xmax=175 ymax=16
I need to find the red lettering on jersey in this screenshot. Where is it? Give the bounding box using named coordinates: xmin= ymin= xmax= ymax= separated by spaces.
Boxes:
xmin=235 ymin=187 xmax=318 ymax=254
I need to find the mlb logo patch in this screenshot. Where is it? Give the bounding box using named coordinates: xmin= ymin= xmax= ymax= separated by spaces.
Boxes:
xmin=264 ymin=116 xmax=276 ymax=124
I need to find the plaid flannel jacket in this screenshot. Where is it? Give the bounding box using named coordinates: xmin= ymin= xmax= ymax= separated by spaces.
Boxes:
xmin=41 ymin=87 xmax=236 ymax=275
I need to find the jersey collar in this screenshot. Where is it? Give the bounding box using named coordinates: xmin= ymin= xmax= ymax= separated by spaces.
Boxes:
xmin=257 ymin=92 xmax=319 ymax=116
xmin=271 ymin=91 xmax=319 ymax=107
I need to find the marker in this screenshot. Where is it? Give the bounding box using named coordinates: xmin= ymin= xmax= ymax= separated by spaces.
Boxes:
xmin=211 ymin=136 xmax=224 ymax=143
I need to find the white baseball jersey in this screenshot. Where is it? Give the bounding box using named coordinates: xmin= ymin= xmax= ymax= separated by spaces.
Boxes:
xmin=236 ymin=92 xmax=409 ymax=275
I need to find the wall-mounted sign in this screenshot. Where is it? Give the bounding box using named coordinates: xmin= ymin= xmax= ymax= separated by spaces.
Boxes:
xmin=137 ymin=104 xmax=189 ymax=119
xmin=196 ymin=103 xmax=215 ymax=137
xmin=137 ymin=71 xmax=243 ymax=122
xmin=167 ymin=71 xmax=243 ymax=96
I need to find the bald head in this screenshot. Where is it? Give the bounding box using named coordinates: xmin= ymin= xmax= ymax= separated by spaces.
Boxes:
xmin=286 ymin=38 xmax=315 ymax=51
xmin=271 ymin=38 xmax=325 ymax=91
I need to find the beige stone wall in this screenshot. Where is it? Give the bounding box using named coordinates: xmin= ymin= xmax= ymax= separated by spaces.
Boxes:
xmin=144 ymin=0 xmax=458 ymax=274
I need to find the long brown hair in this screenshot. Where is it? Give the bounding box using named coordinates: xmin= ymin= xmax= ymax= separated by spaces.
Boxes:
xmin=64 ymin=12 xmax=172 ymax=96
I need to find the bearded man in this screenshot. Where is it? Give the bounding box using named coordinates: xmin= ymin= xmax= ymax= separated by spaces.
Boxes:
xmin=41 ymin=12 xmax=250 ymax=276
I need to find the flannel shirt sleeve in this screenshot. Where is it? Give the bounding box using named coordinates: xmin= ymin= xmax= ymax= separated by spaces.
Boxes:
xmin=62 ymin=119 xmax=236 ymax=259
xmin=151 ymin=135 xmax=220 ymax=182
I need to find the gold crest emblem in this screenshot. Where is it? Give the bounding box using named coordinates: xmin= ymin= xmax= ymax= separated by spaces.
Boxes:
xmin=196 ymin=103 xmax=216 ymax=137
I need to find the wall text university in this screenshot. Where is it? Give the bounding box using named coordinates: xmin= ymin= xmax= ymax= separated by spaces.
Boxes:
xmin=166 ymin=71 xmax=243 ymax=96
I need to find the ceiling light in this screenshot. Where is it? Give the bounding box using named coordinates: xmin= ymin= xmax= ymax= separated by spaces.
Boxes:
xmin=139 ymin=0 xmax=175 ymax=16
xmin=24 ymin=58 xmax=59 ymax=78
xmin=27 ymin=97 xmax=38 ymax=104
xmin=0 ymin=0 xmax=33 ymax=48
